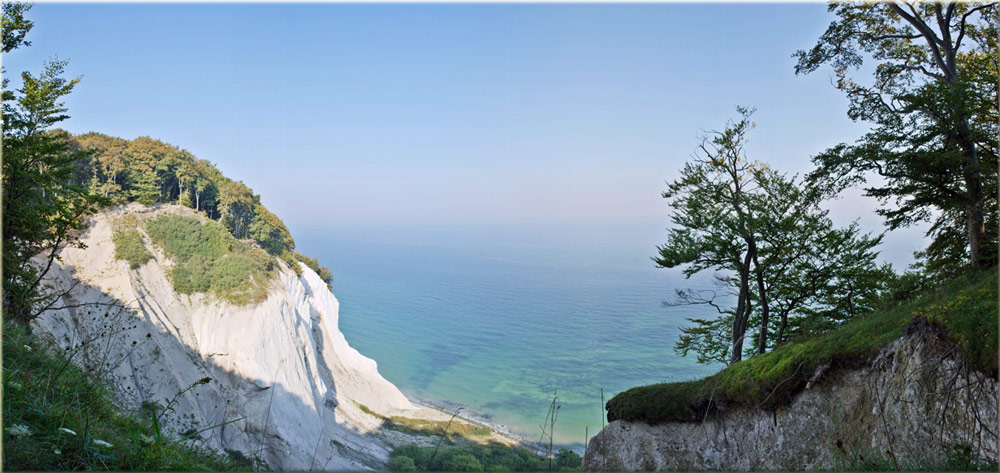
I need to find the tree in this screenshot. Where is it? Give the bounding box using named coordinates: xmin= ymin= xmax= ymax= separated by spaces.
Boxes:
xmin=656 ymin=107 xmax=763 ymax=364
xmin=794 ymin=1 xmax=998 ymax=270
xmin=441 ymin=454 xmax=483 ymax=472
xmin=1 ymin=2 xmax=32 ymax=54
xmin=659 ymin=108 xmax=890 ymax=364
xmin=2 ymin=18 xmax=104 ymax=322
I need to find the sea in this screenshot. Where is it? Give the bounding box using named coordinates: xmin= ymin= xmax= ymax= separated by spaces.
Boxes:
xmin=291 ymin=221 xmax=726 ymax=450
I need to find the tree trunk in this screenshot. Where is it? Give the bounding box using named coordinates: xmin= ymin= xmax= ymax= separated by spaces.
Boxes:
xmin=777 ymin=310 xmax=788 ymax=346
xmin=730 ymin=250 xmax=754 ymax=365
xmin=753 ymin=253 xmax=769 ymax=354
xmin=956 ymin=116 xmax=985 ymax=268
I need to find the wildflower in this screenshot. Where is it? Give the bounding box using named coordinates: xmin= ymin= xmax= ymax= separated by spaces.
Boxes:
xmin=53 ymin=448 xmax=62 ymax=455
xmin=58 ymin=427 xmax=77 ymax=436
xmin=93 ymin=439 xmax=113 ymax=448
xmin=23 ymin=345 xmax=32 ymax=351
xmin=8 ymin=381 xmax=22 ymax=390
xmin=6 ymin=424 xmax=31 ymax=437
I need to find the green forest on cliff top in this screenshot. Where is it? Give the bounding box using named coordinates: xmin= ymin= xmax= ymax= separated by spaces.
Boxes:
xmin=3 ymin=2 xmax=999 ymax=472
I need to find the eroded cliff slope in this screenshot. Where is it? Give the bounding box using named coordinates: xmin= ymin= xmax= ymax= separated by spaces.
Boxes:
xmin=31 ymin=204 xmax=452 ymax=470
xmin=583 ymin=317 xmax=998 ymax=471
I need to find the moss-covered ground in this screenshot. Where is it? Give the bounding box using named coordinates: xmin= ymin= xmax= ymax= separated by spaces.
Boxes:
xmin=606 ymin=268 xmax=997 ymax=424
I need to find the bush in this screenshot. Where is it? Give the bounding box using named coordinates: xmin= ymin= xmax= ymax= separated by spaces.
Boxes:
xmin=145 ymin=214 xmax=275 ymax=305
xmin=442 ymin=454 xmax=483 ymax=472
xmin=112 ymin=228 xmax=152 ymax=269
xmin=293 ymin=251 xmax=333 ymax=290
xmin=388 ymin=455 xmax=417 ymax=471
xmin=556 ymin=449 xmax=582 ymax=469
xmin=389 ymin=443 xmax=578 ymax=472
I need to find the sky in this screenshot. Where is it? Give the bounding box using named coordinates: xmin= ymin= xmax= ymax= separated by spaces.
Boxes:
xmin=3 ymin=2 xmax=927 ymax=261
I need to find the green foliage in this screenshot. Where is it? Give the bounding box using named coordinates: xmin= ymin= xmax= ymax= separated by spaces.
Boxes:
xmin=389 ymin=455 xmax=418 ymax=471
xmin=795 ymin=2 xmax=998 ymax=271
xmin=443 ymin=454 xmax=484 ymax=472
xmin=294 ymin=251 xmax=334 ymax=290
xmin=2 ymin=2 xmax=33 ymax=53
xmin=112 ymin=228 xmax=151 ymax=269
xmin=2 ymin=322 xmax=253 ymax=471
xmin=145 ymin=214 xmax=274 ymax=305
xmin=555 ymin=449 xmax=582 ymax=469
xmin=69 ymin=132 xmax=298 ymax=258
xmin=659 ymin=108 xmax=891 ymax=365
xmin=607 ymin=269 xmax=997 ymax=424
xmin=389 ymin=443 xmax=579 ymax=472
xmin=2 ymin=15 xmax=106 ymax=323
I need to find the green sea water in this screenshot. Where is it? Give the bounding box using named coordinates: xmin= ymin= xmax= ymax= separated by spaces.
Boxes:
xmin=293 ymin=223 xmax=724 ymax=449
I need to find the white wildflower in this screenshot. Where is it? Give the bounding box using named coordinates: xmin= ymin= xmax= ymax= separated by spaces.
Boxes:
xmin=58 ymin=427 xmax=77 ymax=436
xmin=23 ymin=345 xmax=32 ymax=351
xmin=6 ymin=424 xmax=31 ymax=437
xmin=93 ymin=439 xmax=113 ymax=448
xmin=53 ymin=448 xmax=62 ymax=455
xmin=8 ymin=381 xmax=22 ymax=390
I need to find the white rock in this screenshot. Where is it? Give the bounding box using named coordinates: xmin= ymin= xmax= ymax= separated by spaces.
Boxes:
xmin=33 ymin=204 xmax=448 ymax=470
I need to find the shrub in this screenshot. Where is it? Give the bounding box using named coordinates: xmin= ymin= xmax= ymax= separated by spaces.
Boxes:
xmin=556 ymin=449 xmax=582 ymax=469
xmin=442 ymin=454 xmax=483 ymax=472
xmin=145 ymin=214 xmax=275 ymax=305
xmin=388 ymin=455 xmax=417 ymax=471
xmin=388 ymin=443 xmax=578 ymax=472
xmin=112 ymin=228 xmax=151 ymax=269
xmin=293 ymin=251 xmax=333 ymax=290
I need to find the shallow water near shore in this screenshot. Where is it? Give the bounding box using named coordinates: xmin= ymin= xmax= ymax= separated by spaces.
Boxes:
xmin=293 ymin=222 xmax=726 ymax=448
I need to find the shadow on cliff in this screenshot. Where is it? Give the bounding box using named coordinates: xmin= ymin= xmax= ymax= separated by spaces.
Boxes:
xmin=32 ymin=262 xmax=402 ymax=471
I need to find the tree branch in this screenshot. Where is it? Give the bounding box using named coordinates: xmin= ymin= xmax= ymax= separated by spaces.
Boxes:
xmin=889 ymin=2 xmax=953 ymax=80
xmin=954 ymin=3 xmax=997 ymax=52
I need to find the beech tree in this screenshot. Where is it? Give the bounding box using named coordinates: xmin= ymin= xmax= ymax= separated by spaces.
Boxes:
xmin=658 ymin=108 xmax=889 ymax=364
xmin=656 ymin=108 xmax=760 ymax=364
xmin=2 ymin=5 xmax=105 ymax=322
xmin=795 ymin=1 xmax=998 ymax=271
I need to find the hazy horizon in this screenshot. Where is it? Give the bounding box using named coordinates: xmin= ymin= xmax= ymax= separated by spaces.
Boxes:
xmin=7 ymin=4 xmax=903 ymax=226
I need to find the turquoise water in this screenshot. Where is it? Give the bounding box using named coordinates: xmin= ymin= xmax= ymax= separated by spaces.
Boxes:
xmin=292 ymin=223 xmax=723 ymax=448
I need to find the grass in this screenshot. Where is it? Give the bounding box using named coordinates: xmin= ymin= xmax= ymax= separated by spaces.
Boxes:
xmin=112 ymin=228 xmax=152 ymax=269
xmin=111 ymin=215 xmax=152 ymax=270
xmin=606 ymin=268 xmax=998 ymax=424
xmin=357 ymin=403 xmax=493 ymax=441
xmin=145 ymin=214 xmax=275 ymax=306
xmin=2 ymin=322 xmax=253 ymax=471
xmin=388 ymin=443 xmax=582 ymax=472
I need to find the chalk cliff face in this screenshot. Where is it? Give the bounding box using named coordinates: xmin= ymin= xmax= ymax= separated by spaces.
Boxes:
xmin=32 ymin=204 xmax=435 ymax=470
xmin=583 ymin=319 xmax=998 ymax=471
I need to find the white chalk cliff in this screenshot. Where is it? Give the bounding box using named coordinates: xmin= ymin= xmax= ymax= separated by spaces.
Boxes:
xmin=582 ymin=317 xmax=998 ymax=471
xmin=32 ymin=204 xmax=450 ymax=470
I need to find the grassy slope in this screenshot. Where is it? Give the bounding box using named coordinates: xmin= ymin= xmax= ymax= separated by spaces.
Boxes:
xmin=2 ymin=322 xmax=254 ymax=471
xmin=141 ymin=213 xmax=276 ymax=306
xmin=606 ymin=269 xmax=998 ymax=424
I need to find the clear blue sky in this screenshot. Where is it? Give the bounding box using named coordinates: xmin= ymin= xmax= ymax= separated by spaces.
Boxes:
xmin=7 ymin=3 xmax=922 ymax=251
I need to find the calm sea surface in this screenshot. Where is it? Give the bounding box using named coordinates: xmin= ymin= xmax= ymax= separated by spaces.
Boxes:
xmin=291 ymin=222 xmax=732 ymax=448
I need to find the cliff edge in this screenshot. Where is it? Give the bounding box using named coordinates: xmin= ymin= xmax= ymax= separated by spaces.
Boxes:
xmin=31 ymin=204 xmax=461 ymax=470
xmin=583 ymin=312 xmax=998 ymax=471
